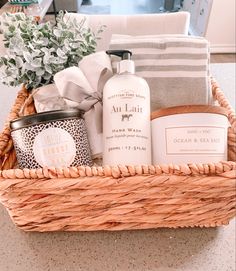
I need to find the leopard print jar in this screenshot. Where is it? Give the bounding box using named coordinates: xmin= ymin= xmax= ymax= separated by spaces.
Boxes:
xmin=10 ymin=109 xmax=92 ymax=169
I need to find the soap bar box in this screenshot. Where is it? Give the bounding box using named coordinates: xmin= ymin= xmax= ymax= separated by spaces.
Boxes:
xmin=0 ymin=80 xmax=235 ymax=232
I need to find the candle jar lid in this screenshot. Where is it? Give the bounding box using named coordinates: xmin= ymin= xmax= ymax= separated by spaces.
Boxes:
xmin=10 ymin=109 xmax=83 ymax=131
xmin=151 ymin=105 xmax=228 ymax=120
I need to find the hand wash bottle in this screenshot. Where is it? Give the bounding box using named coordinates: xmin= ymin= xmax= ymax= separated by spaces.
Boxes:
xmin=103 ymin=50 xmax=151 ymax=166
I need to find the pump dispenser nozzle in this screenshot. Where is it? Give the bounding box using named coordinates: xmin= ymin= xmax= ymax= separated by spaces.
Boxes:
xmin=106 ymin=50 xmax=132 ymax=59
xmin=106 ymin=50 xmax=135 ymax=74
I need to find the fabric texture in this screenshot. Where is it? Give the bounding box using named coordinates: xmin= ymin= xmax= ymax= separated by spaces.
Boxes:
xmin=109 ymin=34 xmax=212 ymax=111
xmin=30 ymin=52 xmax=113 ymax=159
xmin=54 ymin=51 xmax=113 ymax=159
xmin=64 ymin=12 xmax=190 ymax=51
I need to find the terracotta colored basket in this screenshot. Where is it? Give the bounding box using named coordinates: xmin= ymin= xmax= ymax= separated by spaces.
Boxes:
xmin=0 ymin=79 xmax=235 ymax=232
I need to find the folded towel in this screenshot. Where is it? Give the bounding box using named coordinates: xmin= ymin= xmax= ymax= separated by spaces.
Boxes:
xmin=33 ymin=52 xmax=113 ymax=159
xmin=109 ymin=34 xmax=212 ymax=111
xmin=54 ymin=51 xmax=113 ymax=159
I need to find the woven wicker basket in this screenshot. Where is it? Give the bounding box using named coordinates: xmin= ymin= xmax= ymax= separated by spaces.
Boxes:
xmin=0 ymin=79 xmax=235 ymax=232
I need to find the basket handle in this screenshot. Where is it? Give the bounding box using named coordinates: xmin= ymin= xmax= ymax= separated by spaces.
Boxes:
xmin=0 ymin=86 xmax=30 ymax=169
xmin=211 ymin=78 xmax=236 ymax=128
xmin=211 ymin=78 xmax=236 ymax=161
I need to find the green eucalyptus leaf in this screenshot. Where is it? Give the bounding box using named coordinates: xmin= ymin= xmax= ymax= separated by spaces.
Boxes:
xmin=0 ymin=11 xmax=102 ymax=89
xmin=15 ymin=57 xmax=23 ymax=68
xmin=45 ymin=65 xmax=52 ymax=74
xmin=23 ymin=51 xmax=32 ymax=63
xmin=43 ymin=72 xmax=52 ymax=80
xmin=31 ymin=58 xmax=42 ymax=68
xmin=56 ymin=48 xmax=66 ymax=58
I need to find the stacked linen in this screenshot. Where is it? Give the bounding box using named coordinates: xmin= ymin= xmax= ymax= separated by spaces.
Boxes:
xmin=109 ymin=34 xmax=212 ymax=111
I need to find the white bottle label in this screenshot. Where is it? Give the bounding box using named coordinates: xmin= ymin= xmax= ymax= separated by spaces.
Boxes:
xmin=33 ymin=127 xmax=76 ymax=167
xmin=151 ymin=113 xmax=228 ymax=164
xmin=103 ymin=89 xmax=151 ymax=165
xmin=166 ymin=126 xmax=226 ymax=155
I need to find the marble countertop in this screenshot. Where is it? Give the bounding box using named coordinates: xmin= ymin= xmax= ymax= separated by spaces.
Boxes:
xmin=0 ymin=63 xmax=235 ymax=271
xmin=0 ymin=205 xmax=235 ymax=271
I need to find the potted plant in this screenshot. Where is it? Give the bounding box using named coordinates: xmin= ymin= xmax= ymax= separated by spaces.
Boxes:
xmin=0 ymin=11 xmax=102 ymax=90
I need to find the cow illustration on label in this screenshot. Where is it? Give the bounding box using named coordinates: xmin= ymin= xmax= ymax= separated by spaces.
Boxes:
xmin=122 ymin=114 xmax=133 ymax=121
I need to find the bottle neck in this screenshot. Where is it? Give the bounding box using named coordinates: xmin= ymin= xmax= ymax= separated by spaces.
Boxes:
xmin=118 ymin=60 xmax=135 ymax=74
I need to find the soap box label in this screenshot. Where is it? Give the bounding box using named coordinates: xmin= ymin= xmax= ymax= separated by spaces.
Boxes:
xmin=165 ymin=126 xmax=226 ymax=155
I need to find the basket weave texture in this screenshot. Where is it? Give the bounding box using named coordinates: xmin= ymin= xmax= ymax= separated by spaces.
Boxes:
xmin=0 ymin=79 xmax=235 ymax=232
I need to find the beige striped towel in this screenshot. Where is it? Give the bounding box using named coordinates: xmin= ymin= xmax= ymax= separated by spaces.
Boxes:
xmin=109 ymin=34 xmax=212 ymax=111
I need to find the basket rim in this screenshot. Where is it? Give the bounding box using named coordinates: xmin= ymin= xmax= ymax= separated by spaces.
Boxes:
xmin=0 ymin=161 xmax=235 ymax=179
